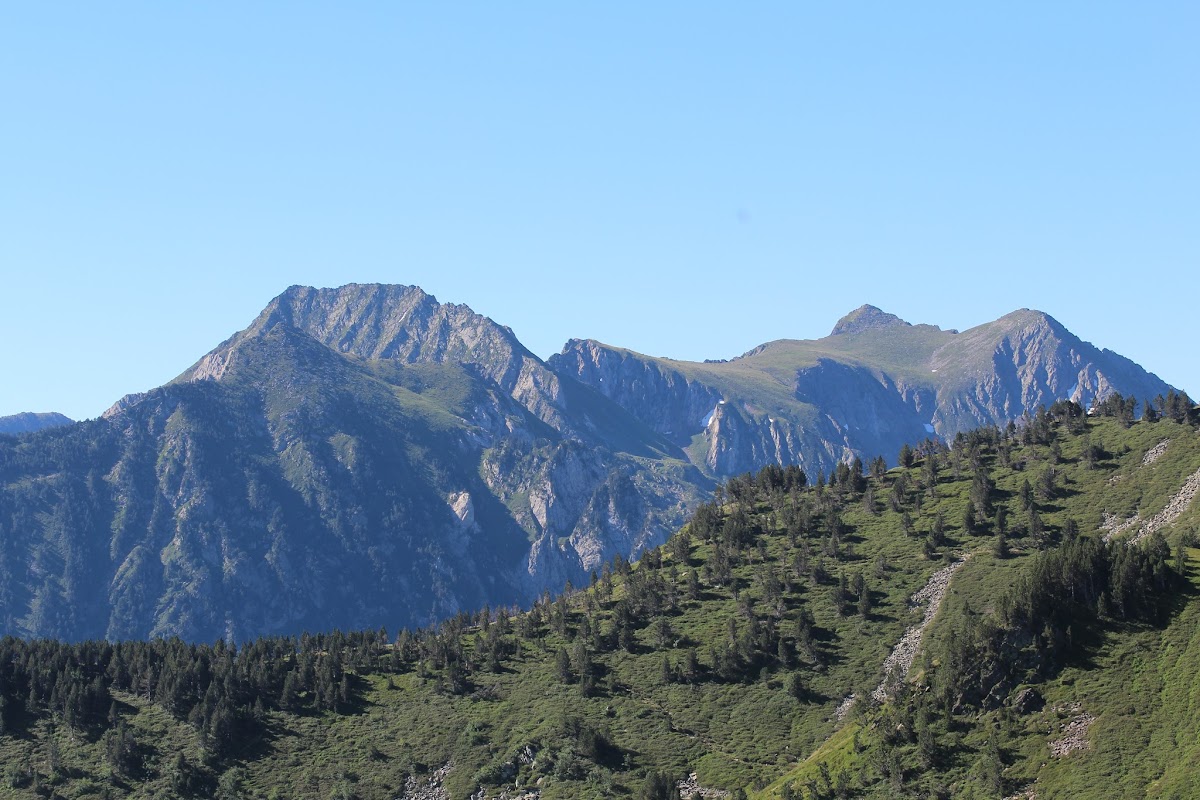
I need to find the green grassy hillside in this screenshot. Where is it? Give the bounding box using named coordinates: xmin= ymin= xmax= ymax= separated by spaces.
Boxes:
xmin=2 ymin=403 xmax=1198 ymax=800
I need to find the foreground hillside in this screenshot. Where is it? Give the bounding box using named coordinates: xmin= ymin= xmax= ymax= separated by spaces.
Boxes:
xmin=0 ymin=284 xmax=1179 ymax=643
xmin=1 ymin=398 xmax=1198 ymax=799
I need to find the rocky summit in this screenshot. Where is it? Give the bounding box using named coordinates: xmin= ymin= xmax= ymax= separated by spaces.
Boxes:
xmin=0 ymin=284 xmax=1178 ymax=641
xmin=828 ymin=303 xmax=912 ymax=336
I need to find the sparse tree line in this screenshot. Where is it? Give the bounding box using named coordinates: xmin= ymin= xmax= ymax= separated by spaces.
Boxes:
xmin=1091 ymin=389 xmax=1196 ymax=428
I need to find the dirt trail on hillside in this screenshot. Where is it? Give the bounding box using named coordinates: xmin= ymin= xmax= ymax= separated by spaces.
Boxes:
xmin=835 ymin=554 xmax=969 ymax=719
xmin=1128 ymin=467 xmax=1200 ymax=545
xmin=870 ymin=555 xmax=970 ymax=703
xmin=1105 ymin=465 xmax=1200 ymax=544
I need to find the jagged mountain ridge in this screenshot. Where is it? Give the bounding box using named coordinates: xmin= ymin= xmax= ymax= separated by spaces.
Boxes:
xmin=179 ymin=285 xmax=567 ymax=428
xmin=552 ymin=304 xmax=1173 ymax=475
xmin=0 ymin=287 xmax=1178 ymax=641
xmin=1 ymin=285 xmax=706 ymax=641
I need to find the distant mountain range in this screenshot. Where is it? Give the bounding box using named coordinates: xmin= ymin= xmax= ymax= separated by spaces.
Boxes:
xmin=0 ymin=284 xmax=1176 ymax=641
xmin=553 ymin=303 xmax=1168 ymax=476
xmin=0 ymin=412 xmax=73 ymax=435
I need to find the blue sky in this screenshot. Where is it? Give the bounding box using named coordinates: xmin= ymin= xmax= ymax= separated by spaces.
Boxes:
xmin=2 ymin=3 xmax=1197 ymax=420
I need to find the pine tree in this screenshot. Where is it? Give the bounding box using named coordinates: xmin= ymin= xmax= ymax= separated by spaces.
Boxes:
xmin=660 ymin=654 xmax=674 ymax=685
xmin=857 ymin=580 xmax=873 ymax=618
xmin=1019 ymin=479 xmax=1035 ymax=513
xmin=683 ymin=648 xmax=700 ymax=684
xmin=994 ymin=532 xmax=1010 ymax=559
xmin=832 ymin=573 xmax=850 ymax=616
xmin=963 ymin=499 xmax=978 ymax=535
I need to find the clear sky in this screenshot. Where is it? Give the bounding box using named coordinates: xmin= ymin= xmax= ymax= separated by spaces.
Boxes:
xmin=2 ymin=3 xmax=1197 ymax=421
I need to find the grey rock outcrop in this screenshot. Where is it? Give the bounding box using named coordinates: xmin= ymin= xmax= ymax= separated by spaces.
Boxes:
xmin=1012 ymin=687 xmax=1044 ymax=715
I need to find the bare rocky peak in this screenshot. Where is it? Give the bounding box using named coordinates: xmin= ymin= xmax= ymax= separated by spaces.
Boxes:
xmin=259 ymin=283 xmax=534 ymax=371
xmin=184 ymin=283 xmax=536 ymax=383
xmin=829 ymin=304 xmax=911 ymax=336
xmin=175 ymin=283 xmax=568 ymax=430
xmin=990 ymin=308 xmax=1066 ymax=335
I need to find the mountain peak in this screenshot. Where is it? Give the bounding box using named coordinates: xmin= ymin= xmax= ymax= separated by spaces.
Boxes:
xmin=261 ymin=283 xmax=432 ymax=336
xmin=201 ymin=282 xmax=532 ymax=368
xmin=0 ymin=411 xmax=74 ymax=435
xmin=171 ymin=282 xmax=573 ymax=427
xmin=995 ymin=307 xmax=1062 ymax=329
xmin=830 ymin=305 xmax=911 ymax=336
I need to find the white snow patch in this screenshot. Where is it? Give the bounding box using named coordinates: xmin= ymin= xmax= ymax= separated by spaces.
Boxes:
xmin=718 ymin=399 xmax=726 ymax=404
xmin=701 ymin=406 xmax=717 ymax=427
xmin=924 ymin=423 xmax=936 ymax=434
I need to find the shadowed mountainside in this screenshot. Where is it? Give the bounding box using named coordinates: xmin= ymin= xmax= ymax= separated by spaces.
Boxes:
xmin=0 ymin=289 xmax=1179 ymax=642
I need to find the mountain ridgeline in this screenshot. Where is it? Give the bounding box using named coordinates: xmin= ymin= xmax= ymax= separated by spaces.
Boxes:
xmin=0 ymin=285 xmax=1181 ymax=642
xmin=551 ymin=305 xmax=1172 ymax=475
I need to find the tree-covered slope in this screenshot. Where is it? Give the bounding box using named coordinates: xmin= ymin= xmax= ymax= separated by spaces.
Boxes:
xmin=2 ymin=400 xmax=1198 ymax=799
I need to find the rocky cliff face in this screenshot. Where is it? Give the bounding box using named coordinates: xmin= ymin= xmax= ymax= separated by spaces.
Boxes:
xmin=926 ymin=309 xmax=1153 ymax=436
xmin=554 ymin=306 xmax=1175 ymax=478
xmin=0 ymin=289 xmax=1178 ymax=642
xmin=2 ymin=286 xmax=704 ymax=641
xmin=183 ymin=284 xmax=572 ymax=431
xmin=551 ymin=339 xmax=724 ymax=446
